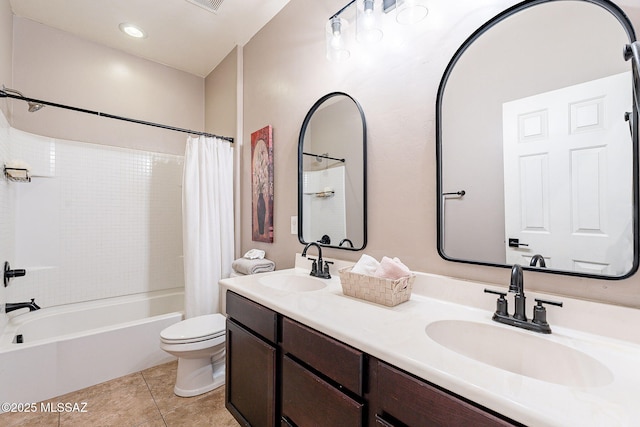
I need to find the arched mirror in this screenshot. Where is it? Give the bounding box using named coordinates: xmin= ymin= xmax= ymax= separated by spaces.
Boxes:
xmin=298 ymin=92 xmax=367 ymax=250
xmin=437 ymin=0 xmax=639 ymax=278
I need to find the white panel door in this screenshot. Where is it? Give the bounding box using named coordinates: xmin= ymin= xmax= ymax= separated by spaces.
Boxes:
xmin=503 ymin=72 xmax=633 ymax=275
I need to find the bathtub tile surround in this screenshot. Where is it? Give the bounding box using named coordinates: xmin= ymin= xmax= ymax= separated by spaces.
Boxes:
xmin=0 ymin=361 xmax=240 ymax=427
xmin=0 ymin=111 xmax=14 ymax=331
xmin=0 ymin=109 xmax=184 ymax=313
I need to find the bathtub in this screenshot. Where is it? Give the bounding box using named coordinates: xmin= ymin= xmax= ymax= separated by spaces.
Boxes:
xmin=0 ymin=288 xmax=184 ymax=406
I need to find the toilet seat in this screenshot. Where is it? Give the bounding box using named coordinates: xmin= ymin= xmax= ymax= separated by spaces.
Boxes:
xmin=160 ymin=313 xmax=226 ymax=344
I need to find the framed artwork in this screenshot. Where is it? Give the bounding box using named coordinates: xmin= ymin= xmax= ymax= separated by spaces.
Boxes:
xmin=251 ymin=125 xmax=274 ymax=243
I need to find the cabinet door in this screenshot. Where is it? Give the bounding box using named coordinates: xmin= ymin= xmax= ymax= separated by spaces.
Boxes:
xmin=374 ymin=361 xmax=517 ymax=427
xmin=282 ymin=355 xmax=363 ymax=427
xmin=226 ymin=319 xmax=277 ymax=427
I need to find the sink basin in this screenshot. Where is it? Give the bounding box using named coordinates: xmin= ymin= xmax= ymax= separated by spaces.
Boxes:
xmin=426 ymin=320 xmax=613 ymax=387
xmin=258 ymin=274 xmax=327 ymax=292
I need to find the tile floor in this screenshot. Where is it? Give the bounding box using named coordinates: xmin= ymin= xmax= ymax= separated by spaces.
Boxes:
xmin=0 ymin=360 xmax=240 ymax=427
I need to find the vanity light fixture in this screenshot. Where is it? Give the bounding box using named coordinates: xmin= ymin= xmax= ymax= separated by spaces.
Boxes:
xmin=118 ymin=23 xmax=147 ymax=39
xmin=326 ymin=0 xmax=427 ymax=61
xmin=356 ymin=0 xmax=384 ymax=44
xmin=394 ymin=0 xmax=428 ymax=25
xmin=326 ymin=16 xmax=351 ymax=61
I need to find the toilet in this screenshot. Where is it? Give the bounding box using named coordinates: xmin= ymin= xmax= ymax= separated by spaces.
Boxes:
xmin=160 ymin=313 xmax=226 ymax=397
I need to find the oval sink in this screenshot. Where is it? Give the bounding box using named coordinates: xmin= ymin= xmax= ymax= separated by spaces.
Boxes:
xmin=426 ymin=320 xmax=613 ymax=387
xmin=258 ymin=274 xmax=327 ymax=292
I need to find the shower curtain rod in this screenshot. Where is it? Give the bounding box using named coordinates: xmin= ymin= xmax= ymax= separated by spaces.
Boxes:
xmin=0 ymin=89 xmax=234 ymax=143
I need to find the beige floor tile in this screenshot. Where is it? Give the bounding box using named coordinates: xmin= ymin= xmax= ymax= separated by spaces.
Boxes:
xmin=141 ymin=361 xmax=217 ymax=416
xmin=162 ymin=386 xmax=239 ymax=427
xmin=0 ymin=361 xmax=240 ymax=427
xmin=56 ymin=372 xmax=164 ymax=427
xmin=0 ymin=408 xmax=59 ymax=427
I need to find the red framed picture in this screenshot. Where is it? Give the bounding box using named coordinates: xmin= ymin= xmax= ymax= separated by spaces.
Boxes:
xmin=251 ymin=125 xmax=274 ymax=243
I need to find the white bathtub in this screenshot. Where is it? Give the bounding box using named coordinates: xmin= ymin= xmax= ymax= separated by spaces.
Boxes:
xmin=0 ymin=288 xmax=184 ymax=406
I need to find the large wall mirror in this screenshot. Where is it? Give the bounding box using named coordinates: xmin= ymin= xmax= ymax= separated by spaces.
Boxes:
xmin=437 ymin=0 xmax=639 ymax=278
xmin=298 ymin=92 xmax=367 ymax=251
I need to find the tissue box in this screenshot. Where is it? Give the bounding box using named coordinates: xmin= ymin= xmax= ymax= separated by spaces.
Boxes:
xmin=338 ymin=266 xmax=415 ymax=307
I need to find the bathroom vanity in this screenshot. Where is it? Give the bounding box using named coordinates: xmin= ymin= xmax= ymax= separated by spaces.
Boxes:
xmin=226 ymin=290 xmax=513 ymax=426
xmin=220 ymin=256 xmax=640 ymax=426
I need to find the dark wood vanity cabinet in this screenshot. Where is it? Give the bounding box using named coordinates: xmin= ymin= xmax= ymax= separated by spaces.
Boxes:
xmin=226 ymin=291 xmax=278 ymax=427
xmin=369 ymin=360 xmax=519 ymax=427
xmin=281 ymin=355 xmax=364 ymax=426
xmin=225 ymin=290 xmax=520 ymax=427
xmin=280 ymin=317 xmax=365 ymax=426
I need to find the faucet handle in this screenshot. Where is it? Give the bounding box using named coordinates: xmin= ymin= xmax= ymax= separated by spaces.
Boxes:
xmin=307 ymin=257 xmax=318 ymax=275
xmin=484 ymin=289 xmax=508 ymax=317
xmin=534 ymin=298 xmax=563 ymax=307
xmin=322 ymin=261 xmax=334 ymax=279
xmin=533 ymin=298 xmax=563 ymax=328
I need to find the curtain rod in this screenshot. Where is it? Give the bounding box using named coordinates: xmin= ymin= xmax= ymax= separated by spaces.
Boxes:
xmin=0 ymin=89 xmax=234 ymax=143
xmin=303 ymin=151 xmax=345 ymax=163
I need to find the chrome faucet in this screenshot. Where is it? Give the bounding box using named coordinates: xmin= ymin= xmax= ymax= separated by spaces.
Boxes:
xmin=301 ymin=242 xmax=332 ymax=279
xmin=6 ymin=298 xmax=40 ymax=313
xmin=484 ymin=264 xmax=562 ymax=334
xmin=529 ymin=254 xmax=546 ymax=268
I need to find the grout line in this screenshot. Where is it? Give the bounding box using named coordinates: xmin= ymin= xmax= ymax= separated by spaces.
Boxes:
xmin=140 ymin=371 xmax=168 ymax=427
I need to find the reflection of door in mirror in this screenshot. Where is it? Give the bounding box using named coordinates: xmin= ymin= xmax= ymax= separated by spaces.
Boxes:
xmin=503 ymin=72 xmax=633 ymax=276
xmin=437 ymin=0 xmax=638 ymax=278
xmin=298 ymin=93 xmax=367 ymax=251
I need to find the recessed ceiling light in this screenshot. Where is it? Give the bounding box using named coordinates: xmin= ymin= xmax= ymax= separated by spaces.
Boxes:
xmin=119 ymin=23 xmax=147 ymax=39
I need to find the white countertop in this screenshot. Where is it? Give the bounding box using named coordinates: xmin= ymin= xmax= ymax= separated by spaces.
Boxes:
xmin=219 ymin=255 xmax=640 ymax=427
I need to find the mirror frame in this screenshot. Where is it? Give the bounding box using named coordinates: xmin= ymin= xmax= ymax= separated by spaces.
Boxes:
xmin=298 ymin=91 xmax=368 ymax=251
xmin=436 ymin=0 xmax=640 ymax=279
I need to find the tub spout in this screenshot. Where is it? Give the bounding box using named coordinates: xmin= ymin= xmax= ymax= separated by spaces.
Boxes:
xmin=5 ymin=298 xmax=40 ymax=313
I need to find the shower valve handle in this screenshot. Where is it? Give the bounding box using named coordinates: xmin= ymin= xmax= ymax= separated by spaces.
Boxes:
xmin=4 ymin=261 xmax=26 ymax=287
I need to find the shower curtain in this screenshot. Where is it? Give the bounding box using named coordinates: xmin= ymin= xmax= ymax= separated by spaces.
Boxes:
xmin=183 ymin=135 xmax=234 ymax=318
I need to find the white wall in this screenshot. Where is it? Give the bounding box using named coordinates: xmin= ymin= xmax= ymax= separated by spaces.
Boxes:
xmin=11 ymin=16 xmax=204 ymax=155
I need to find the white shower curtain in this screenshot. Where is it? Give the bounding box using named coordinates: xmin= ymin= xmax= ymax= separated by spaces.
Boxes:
xmin=183 ymin=135 xmax=234 ymax=318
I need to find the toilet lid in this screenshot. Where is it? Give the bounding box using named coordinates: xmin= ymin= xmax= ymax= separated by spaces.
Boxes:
xmin=160 ymin=313 xmax=226 ymax=343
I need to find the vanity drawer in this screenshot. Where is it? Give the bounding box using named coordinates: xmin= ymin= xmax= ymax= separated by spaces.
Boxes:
xmin=226 ymin=290 xmax=277 ymax=343
xmin=376 ymin=361 xmax=516 ymax=427
xmin=281 ymin=317 xmax=364 ymax=396
xmin=281 ymin=355 xmax=363 ymax=427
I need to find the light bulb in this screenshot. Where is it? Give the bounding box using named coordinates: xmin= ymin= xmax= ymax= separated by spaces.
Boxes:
xmin=119 ymin=23 xmax=147 ymax=39
xmin=356 ymin=0 xmax=383 ymax=44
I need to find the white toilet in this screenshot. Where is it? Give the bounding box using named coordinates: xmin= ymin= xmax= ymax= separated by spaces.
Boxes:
xmin=160 ymin=313 xmax=226 ymax=397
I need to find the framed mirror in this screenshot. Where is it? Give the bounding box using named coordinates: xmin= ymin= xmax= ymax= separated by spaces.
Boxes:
xmin=298 ymin=92 xmax=367 ymax=251
xmin=436 ymin=0 xmax=639 ymax=278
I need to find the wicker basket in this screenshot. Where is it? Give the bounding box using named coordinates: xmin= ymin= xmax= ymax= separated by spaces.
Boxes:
xmin=338 ymin=266 xmax=415 ymax=307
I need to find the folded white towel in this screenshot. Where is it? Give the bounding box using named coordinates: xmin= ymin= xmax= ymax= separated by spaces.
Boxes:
xmin=351 ymin=254 xmax=380 ymax=276
xmin=374 ymin=256 xmax=412 ymax=280
xmin=243 ymin=249 xmax=265 ymax=259
xmin=232 ymin=258 xmax=275 ymax=275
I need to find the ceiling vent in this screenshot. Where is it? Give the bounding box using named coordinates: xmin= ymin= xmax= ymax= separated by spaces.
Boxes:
xmin=185 ymin=0 xmax=224 ymax=14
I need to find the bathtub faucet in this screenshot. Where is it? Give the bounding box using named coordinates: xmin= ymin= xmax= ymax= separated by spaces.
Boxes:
xmin=5 ymin=298 xmax=40 ymax=313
